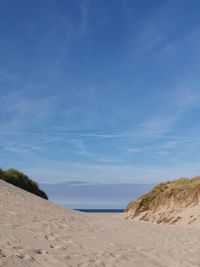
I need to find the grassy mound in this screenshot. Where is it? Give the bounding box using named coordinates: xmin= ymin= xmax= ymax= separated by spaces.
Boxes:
xmin=126 ymin=176 xmax=200 ymax=214
xmin=0 ymin=168 xmax=48 ymax=200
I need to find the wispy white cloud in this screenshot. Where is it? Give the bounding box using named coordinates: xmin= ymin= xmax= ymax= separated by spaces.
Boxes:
xmin=23 ymin=157 xmax=200 ymax=185
xmin=127 ymin=148 xmax=142 ymax=153
xmin=132 ymin=83 xmax=200 ymax=140
xmin=0 ymin=90 xmax=58 ymax=131
xmin=4 ymin=147 xmax=30 ymax=155
xmin=69 ymin=138 xmax=94 ymax=157
xmin=3 ymin=144 xmax=33 ymax=155
xmin=138 ymin=115 xmax=179 ymax=138
xmin=126 ymin=141 xmax=178 ymax=154
xmin=122 ymin=0 xmax=136 ymax=24
xmin=157 ymin=151 xmax=170 ymax=156
xmin=67 ymin=138 xmax=122 ymax=163
xmin=78 ymin=0 xmax=90 ymax=36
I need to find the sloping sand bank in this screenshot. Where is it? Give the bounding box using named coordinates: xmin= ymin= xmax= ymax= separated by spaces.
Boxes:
xmin=0 ymin=180 xmax=200 ymax=267
xmin=125 ymin=177 xmax=200 ymax=227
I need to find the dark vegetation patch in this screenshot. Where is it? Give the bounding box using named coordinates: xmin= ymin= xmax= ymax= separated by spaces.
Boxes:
xmin=0 ymin=168 xmax=48 ymax=200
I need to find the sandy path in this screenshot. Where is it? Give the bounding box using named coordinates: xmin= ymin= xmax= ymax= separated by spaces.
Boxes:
xmin=0 ymin=180 xmax=200 ymax=267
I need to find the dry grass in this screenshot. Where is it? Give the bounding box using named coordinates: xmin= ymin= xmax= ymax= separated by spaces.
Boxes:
xmin=126 ymin=176 xmax=200 ymax=213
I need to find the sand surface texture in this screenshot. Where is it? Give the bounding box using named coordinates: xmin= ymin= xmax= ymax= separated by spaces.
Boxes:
xmin=0 ymin=180 xmax=200 ymax=267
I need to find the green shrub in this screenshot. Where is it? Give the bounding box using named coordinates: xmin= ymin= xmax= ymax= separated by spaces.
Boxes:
xmin=0 ymin=168 xmax=48 ymax=200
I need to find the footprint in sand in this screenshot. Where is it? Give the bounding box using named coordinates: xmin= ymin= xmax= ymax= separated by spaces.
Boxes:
xmin=53 ymin=245 xmax=68 ymax=251
xmin=0 ymin=249 xmax=6 ymax=259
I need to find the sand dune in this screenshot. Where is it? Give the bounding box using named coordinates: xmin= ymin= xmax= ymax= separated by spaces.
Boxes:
xmin=1 ymin=180 xmax=200 ymax=267
xmin=125 ymin=177 xmax=200 ymax=227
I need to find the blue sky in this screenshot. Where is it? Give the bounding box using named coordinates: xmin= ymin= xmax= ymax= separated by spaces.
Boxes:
xmin=1 ymin=0 xmax=200 ymax=185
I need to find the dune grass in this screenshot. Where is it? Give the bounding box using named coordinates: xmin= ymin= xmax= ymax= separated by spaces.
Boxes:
xmin=0 ymin=168 xmax=48 ymax=200
xmin=126 ymin=176 xmax=200 ymax=212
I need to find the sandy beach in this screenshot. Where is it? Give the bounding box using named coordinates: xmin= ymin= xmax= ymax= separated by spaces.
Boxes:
xmin=0 ymin=180 xmax=200 ymax=267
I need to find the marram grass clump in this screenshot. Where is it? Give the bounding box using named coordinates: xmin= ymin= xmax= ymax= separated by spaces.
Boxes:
xmin=0 ymin=168 xmax=48 ymax=200
xmin=126 ymin=176 xmax=200 ymax=214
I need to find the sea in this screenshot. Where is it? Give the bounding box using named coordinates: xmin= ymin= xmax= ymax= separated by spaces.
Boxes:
xmin=74 ymin=209 xmax=124 ymax=213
